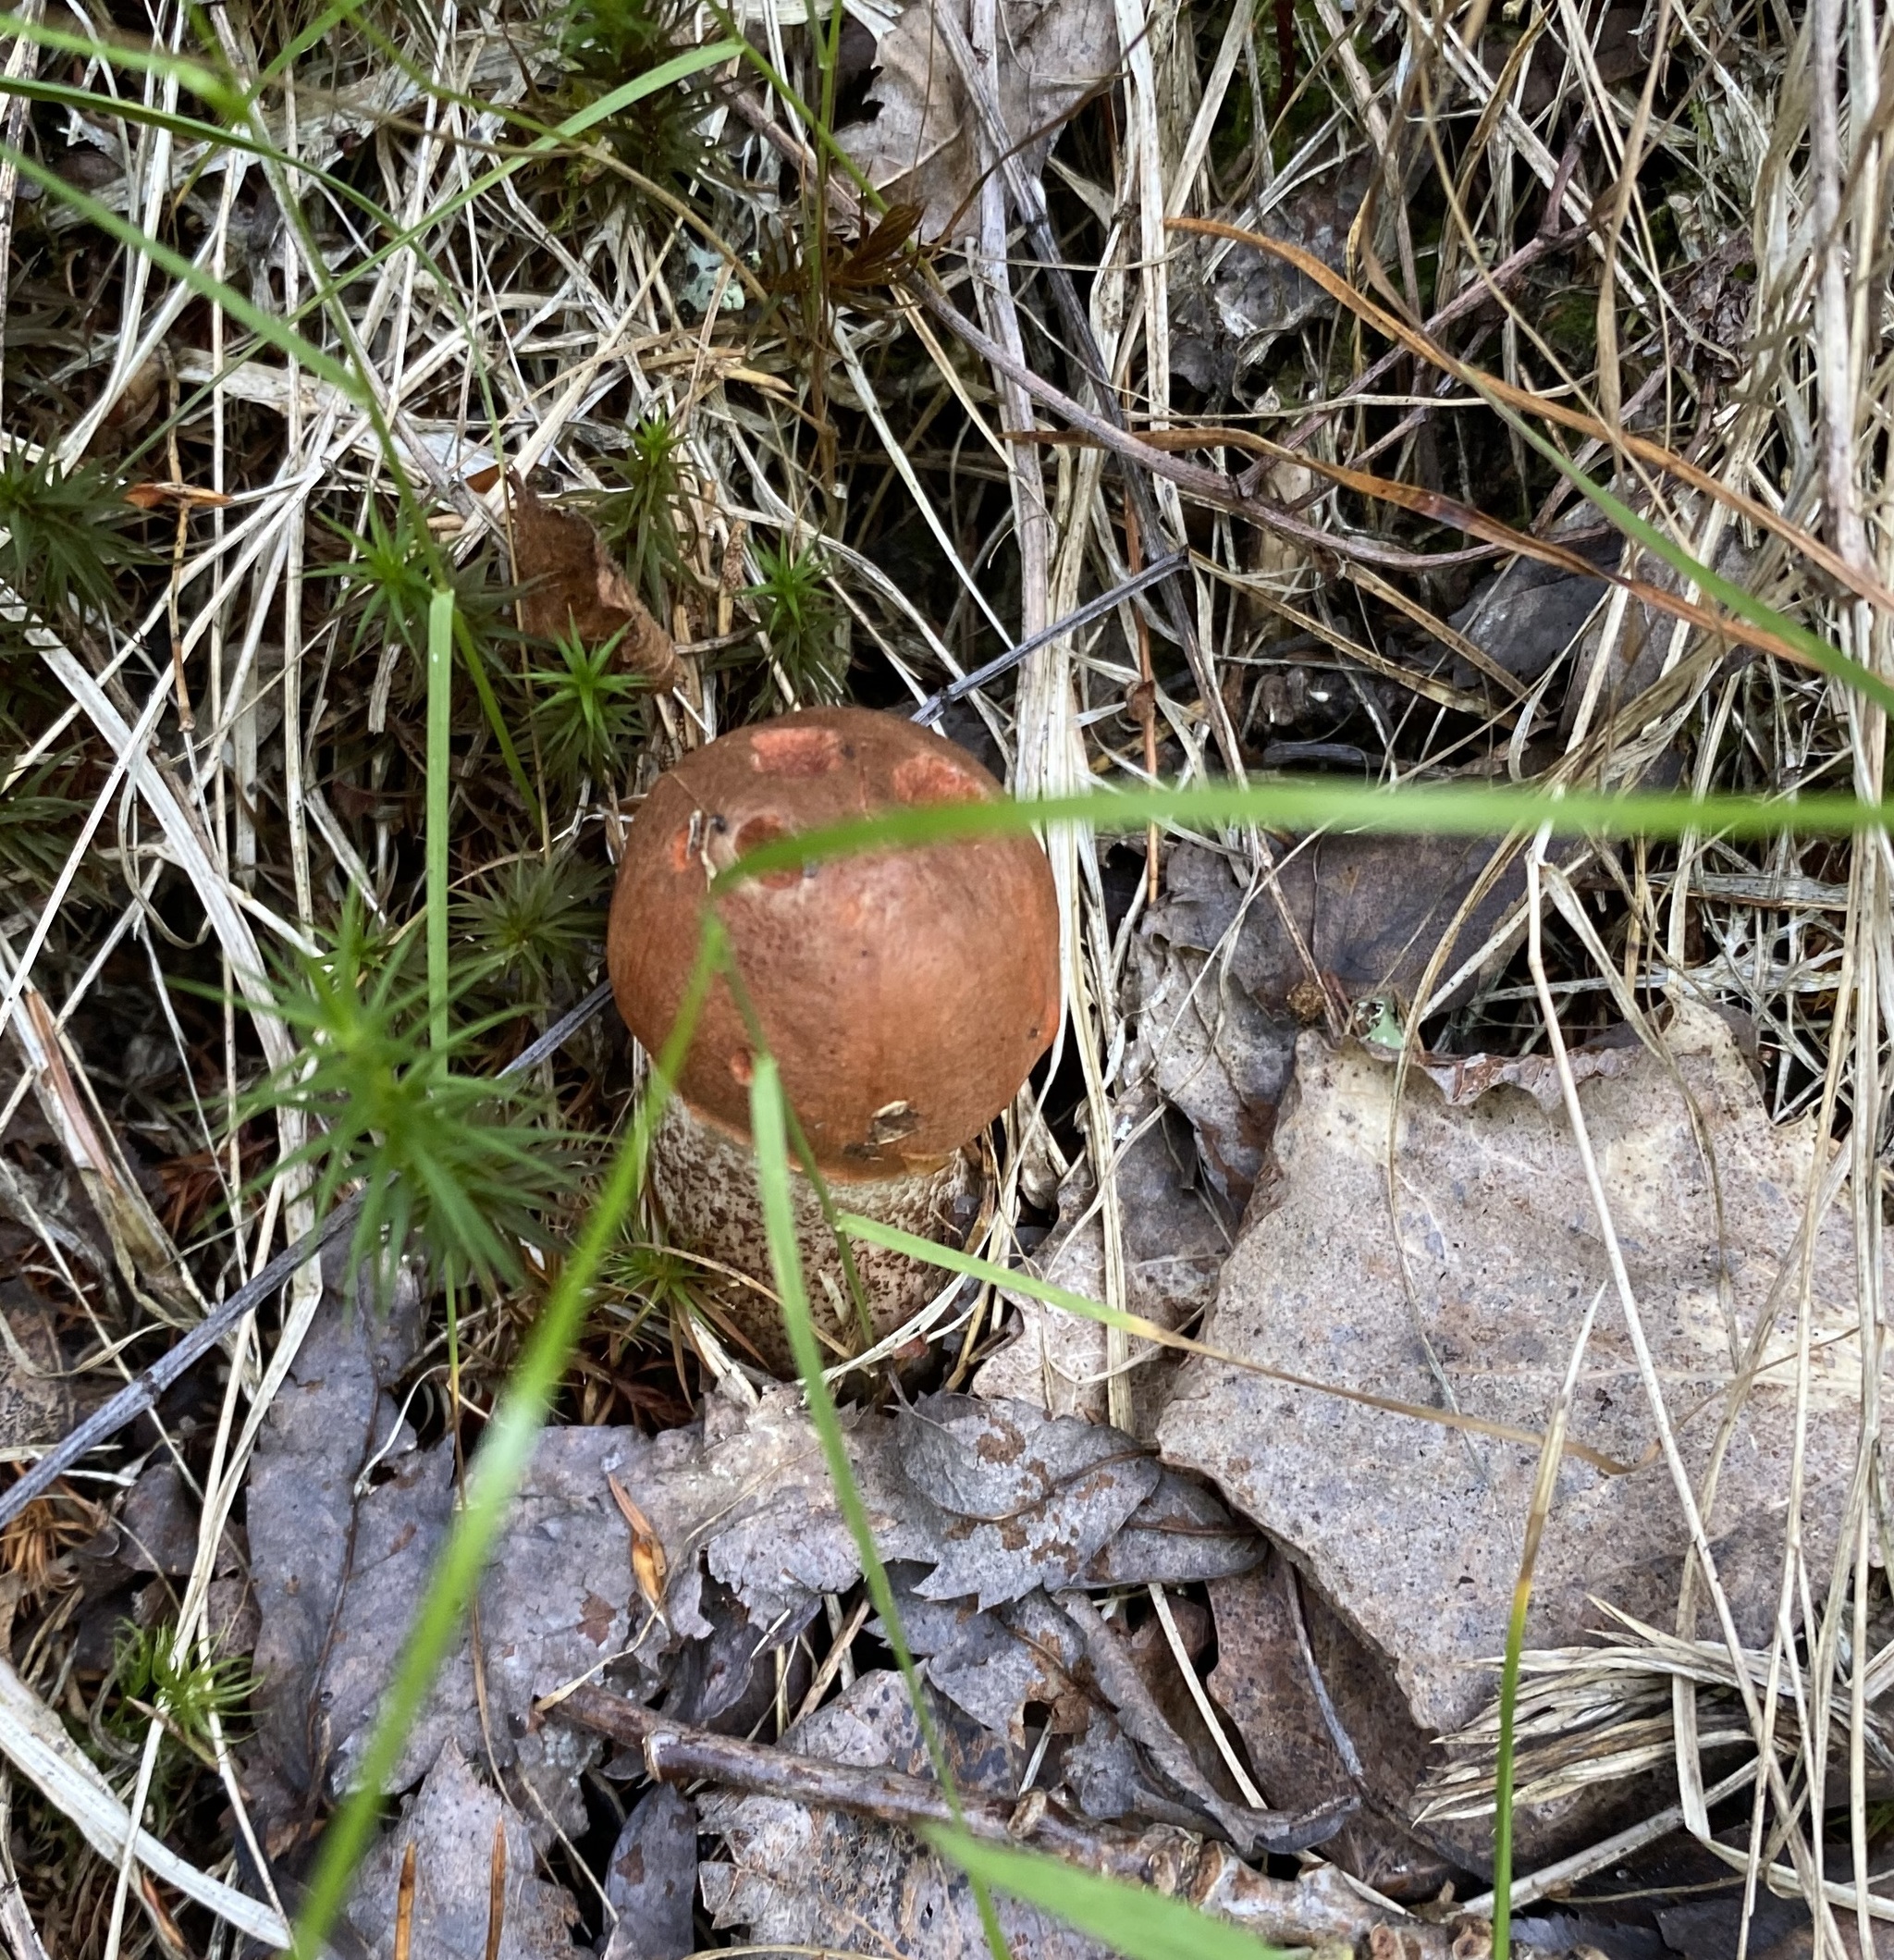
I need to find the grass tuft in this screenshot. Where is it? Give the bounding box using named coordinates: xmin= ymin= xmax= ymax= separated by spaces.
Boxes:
xmin=241 ymin=895 xmax=576 ymax=1301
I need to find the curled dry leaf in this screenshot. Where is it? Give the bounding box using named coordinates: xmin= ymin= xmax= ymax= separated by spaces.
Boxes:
xmin=122 ymin=481 xmax=232 ymax=510
xmin=506 ymin=476 xmax=679 ymax=690
xmin=609 ymin=1471 xmax=670 ymax=1626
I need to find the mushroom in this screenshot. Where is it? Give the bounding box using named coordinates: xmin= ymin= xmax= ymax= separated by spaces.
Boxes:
xmin=608 ymin=707 xmax=1061 ymax=1374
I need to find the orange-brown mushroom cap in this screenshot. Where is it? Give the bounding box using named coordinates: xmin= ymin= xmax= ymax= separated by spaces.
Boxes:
xmin=608 ymin=708 xmax=1062 ymax=1176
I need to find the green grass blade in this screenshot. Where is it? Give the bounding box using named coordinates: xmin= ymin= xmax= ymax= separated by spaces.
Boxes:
xmin=427 ymin=588 xmax=453 ymax=1052
xmin=747 ymin=1055 xmax=1011 ymax=1960
xmin=0 ymin=10 xmax=247 ymax=119
xmin=0 ymin=79 xmax=412 ymax=248
xmin=6 ymin=38 xmax=739 ymax=431
xmin=472 ymin=41 xmax=744 ymax=154
xmin=289 ymin=928 xmax=723 ymax=1959
xmin=836 ymin=1213 xmax=1126 ymax=1323
xmin=453 ymin=613 xmax=542 ymax=832
xmin=1492 ymin=1572 xmax=1528 ymax=1960
xmin=924 ymin=1828 xmax=1301 ymax=1960
xmin=713 ymin=776 xmax=1894 ymax=893
xmin=746 ymin=1057 xmax=953 ymax=1736
xmin=255 ymin=0 xmax=370 ymax=83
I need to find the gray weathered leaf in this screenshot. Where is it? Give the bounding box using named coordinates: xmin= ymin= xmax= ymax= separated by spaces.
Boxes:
xmin=341 ymin=1742 xmax=578 ymax=1960
xmin=977 ymin=1084 xmax=1228 ymax=1434
xmin=698 ymin=1670 xmax=1106 ymax=1960
xmin=901 ymin=1395 xmax=1160 ymax=1608
xmin=0 ymin=1288 xmax=70 ymax=1456
xmin=246 ymin=1254 xmax=424 ymax=1845
xmin=1078 ymin=1469 xmax=1259 ymax=1589
xmin=835 ymin=0 xmax=1116 ymax=241
xmin=904 ymin=1583 xmax=1091 ymax=1747
xmin=600 ymin=1785 xmax=697 ymax=1960
xmin=1159 ymin=1001 xmax=1892 ymax=1742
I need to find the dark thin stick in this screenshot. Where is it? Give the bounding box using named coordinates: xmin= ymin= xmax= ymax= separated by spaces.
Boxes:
xmin=0 ymin=979 xmax=615 ymax=1533
xmin=556 ymin=1685 xmax=1355 ymax=1863
xmin=1281 ymin=1559 xmax=1365 ymax=1782
xmin=909 ymin=552 xmax=1187 ymax=726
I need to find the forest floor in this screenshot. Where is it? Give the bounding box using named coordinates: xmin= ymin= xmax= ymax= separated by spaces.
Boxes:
xmin=0 ymin=0 xmax=1888 ymax=1953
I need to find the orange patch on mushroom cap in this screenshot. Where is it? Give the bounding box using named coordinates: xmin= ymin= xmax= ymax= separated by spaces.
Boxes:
xmin=892 ymin=751 xmax=989 ymax=805
xmin=750 ymin=724 xmax=844 ymax=776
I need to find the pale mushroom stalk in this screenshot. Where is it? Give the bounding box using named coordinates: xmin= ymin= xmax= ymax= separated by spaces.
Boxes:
xmin=609 ymin=708 xmax=1060 ymax=1377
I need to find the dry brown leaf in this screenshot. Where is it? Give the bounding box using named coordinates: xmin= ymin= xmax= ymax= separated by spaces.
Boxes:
xmin=505 ymin=476 xmax=679 ymax=691
xmin=123 ymin=482 xmax=231 ymax=510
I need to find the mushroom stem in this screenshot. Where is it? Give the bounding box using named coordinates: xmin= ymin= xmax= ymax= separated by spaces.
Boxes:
xmin=648 ymin=1097 xmax=980 ymax=1376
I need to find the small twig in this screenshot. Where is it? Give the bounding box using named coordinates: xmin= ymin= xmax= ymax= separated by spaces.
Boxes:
xmin=0 ymin=980 xmax=615 ymax=1534
xmin=555 ymin=1685 xmax=1353 ymax=1867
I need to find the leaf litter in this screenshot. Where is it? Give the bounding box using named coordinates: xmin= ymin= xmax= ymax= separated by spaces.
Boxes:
xmin=834 ymin=0 xmax=1119 ymax=240
xmin=245 ymin=1351 xmax=1264 ymax=1810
